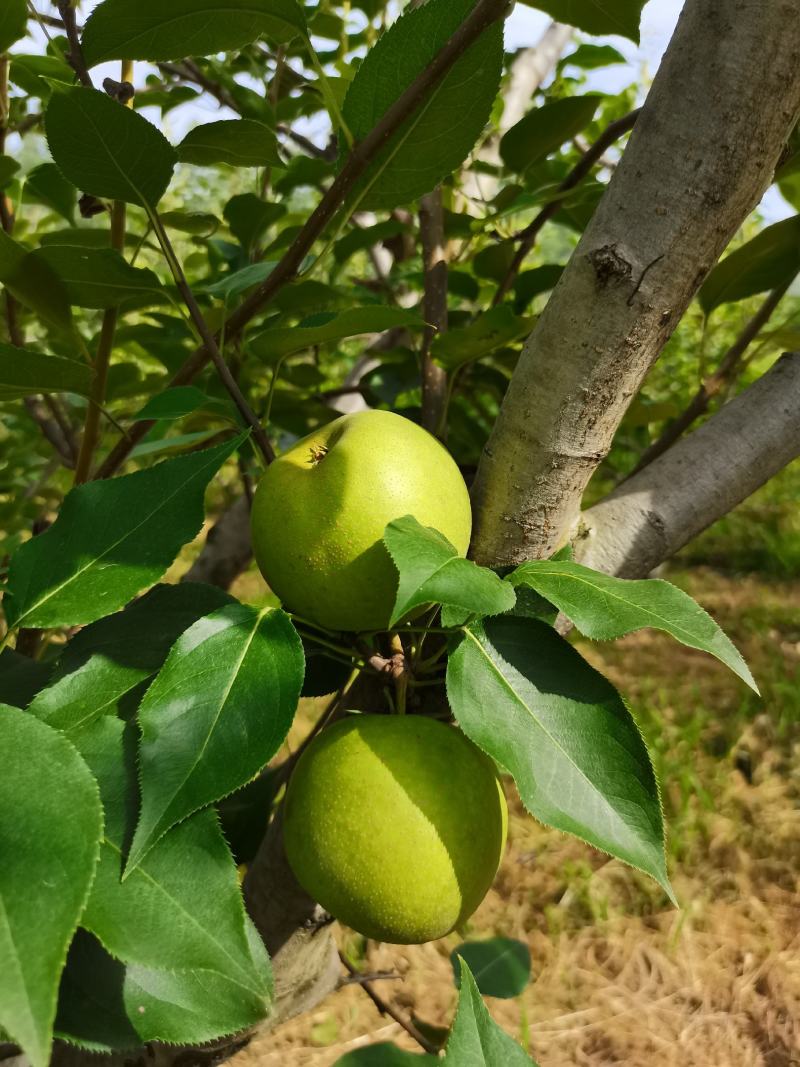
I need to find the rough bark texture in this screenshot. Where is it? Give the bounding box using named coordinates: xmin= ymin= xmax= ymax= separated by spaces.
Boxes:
xmin=577 ymin=352 xmax=800 ymax=578
xmin=471 ymin=0 xmax=800 ymax=567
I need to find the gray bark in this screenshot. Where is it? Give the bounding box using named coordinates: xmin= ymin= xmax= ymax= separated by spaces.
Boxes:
xmin=471 ymin=0 xmax=800 ymax=567
xmin=577 ymin=352 xmax=800 ymax=578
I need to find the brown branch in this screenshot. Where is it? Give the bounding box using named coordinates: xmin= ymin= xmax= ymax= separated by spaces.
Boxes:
xmin=419 ymin=189 xmax=449 ymax=436
xmin=492 ymin=108 xmax=640 ymax=306
xmin=629 ymin=280 xmax=794 ymax=475
xmin=338 ymin=952 xmax=440 ymax=1055
xmin=95 ymin=0 xmax=511 ymax=479
xmin=56 ymin=1 xmax=93 ymax=87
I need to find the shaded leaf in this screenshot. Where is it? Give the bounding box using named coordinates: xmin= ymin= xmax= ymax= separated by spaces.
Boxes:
xmin=699 ymin=216 xmax=800 ymax=313
xmin=57 ymin=931 xmax=273 ymax=1051
xmin=558 ymin=43 xmax=627 ymax=71
xmin=0 ymin=343 xmax=92 ymax=401
xmin=126 ymin=603 xmax=304 ymax=871
xmin=0 ymin=705 xmax=103 ymax=1067
xmin=178 ymin=119 xmax=281 ymax=168
xmin=341 ymin=0 xmax=504 ymax=210
xmin=3 ymin=434 xmax=244 ymax=630
xmin=334 ymin=1046 xmax=436 ymax=1065
xmin=45 ymin=86 xmax=177 ymax=208
xmin=134 ymin=385 xmax=232 ymax=422
xmin=82 ymin=0 xmax=306 ymax=65
xmin=508 ymin=560 xmax=757 ymax=692
xmin=0 ymin=156 xmax=20 ymax=189
xmin=0 ymin=229 xmax=72 ymax=332
xmin=521 ymin=0 xmax=646 ymax=44
xmin=0 ymin=0 xmax=26 ymax=53
xmin=443 ymin=959 xmax=536 ymax=1065
xmin=451 ymin=938 xmax=531 ymax=999
xmin=500 ymin=95 xmax=602 ymax=174
xmin=447 ymin=616 xmax=672 ymax=898
xmin=384 ymin=515 xmax=515 ymax=628
xmin=159 ymin=210 xmax=220 ymax=236
xmin=75 ymin=716 xmax=272 ymax=1010
xmin=32 ymin=246 xmax=164 ymax=310
xmin=251 ymin=306 xmax=425 ymax=362
xmin=0 ymin=648 xmax=52 ymax=709
xmin=24 ymin=162 xmax=77 ymax=223
xmin=432 ymin=306 xmax=532 ymax=370
xmin=333 ymin=219 xmax=410 ymax=264
xmin=28 ymin=583 xmax=233 ymax=734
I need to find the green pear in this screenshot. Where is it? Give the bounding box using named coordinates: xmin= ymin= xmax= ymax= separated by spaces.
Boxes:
xmin=250 ymin=409 xmax=472 ymax=632
xmin=283 ymin=714 xmax=507 ymax=944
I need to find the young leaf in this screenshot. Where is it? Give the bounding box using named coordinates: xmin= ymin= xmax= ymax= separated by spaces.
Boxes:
xmin=125 ymin=603 xmax=304 ymax=873
xmin=508 ymin=560 xmax=757 ymax=692
xmin=0 ymin=705 xmax=103 ymax=1067
xmin=443 ymin=959 xmax=536 ymax=1065
xmin=500 ymin=95 xmax=602 ymax=174
xmin=250 ymin=306 xmax=425 ymax=362
xmin=521 ymin=0 xmax=646 ymax=44
xmin=0 ymin=343 xmax=93 ymax=400
xmin=0 ymin=0 xmax=26 ymax=54
xmin=82 ymin=0 xmax=306 ymax=66
xmin=45 ymin=86 xmax=177 ymax=208
xmin=447 ymin=617 xmax=673 ymax=899
xmin=31 ymin=246 xmax=164 ymax=310
xmin=699 ymin=215 xmax=800 ymax=313
xmin=28 ymin=582 xmax=233 ymax=734
xmin=3 ymin=434 xmax=245 ymax=630
xmin=177 ymin=119 xmax=282 ymax=168
xmin=384 ymin=515 xmax=515 ymax=628
xmin=340 ymin=0 xmax=504 ymax=210
xmin=74 ymin=716 xmax=272 ymax=1004
xmin=432 ymin=306 xmax=533 ymax=370
xmin=451 ymin=938 xmax=532 ymax=999
xmin=57 ymin=931 xmax=274 ymax=1051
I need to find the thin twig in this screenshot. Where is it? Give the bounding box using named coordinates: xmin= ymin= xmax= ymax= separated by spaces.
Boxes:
xmin=56 ymin=1 xmax=93 ymax=87
xmin=338 ymin=952 xmax=439 ymax=1056
xmin=629 ymin=279 xmax=794 ymax=475
xmin=493 ymin=108 xmax=640 ymax=305
xmin=419 ymin=188 xmax=449 ymax=436
xmin=94 ymin=0 xmax=511 ymax=478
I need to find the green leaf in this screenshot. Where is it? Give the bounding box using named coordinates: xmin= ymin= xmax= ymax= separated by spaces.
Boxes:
xmin=82 ymin=0 xmax=306 ymax=65
xmin=0 ymin=649 xmax=52 ymax=709
xmin=508 ymin=560 xmax=757 ymax=692
xmin=206 ymin=260 xmax=281 ymax=300
xmin=73 ymin=717 xmax=272 ymax=1010
xmin=57 ymin=931 xmax=274 ymax=1051
xmin=558 ymin=43 xmax=627 ymax=71
xmin=224 ymin=193 xmax=285 ymax=253
xmin=160 ymin=209 xmax=220 ymax=236
xmin=134 ymin=385 xmax=232 ymax=422
xmin=500 ymin=95 xmax=602 ymax=174
xmin=9 ymin=54 xmax=73 ymax=100
xmin=699 ymin=216 xmax=800 ymax=313
xmin=32 ymin=246 xmax=164 ymax=310
xmin=341 ymin=0 xmax=504 ymax=210
xmin=451 ymin=938 xmax=531 ymax=999
xmin=126 ymin=603 xmax=304 ymax=872
xmin=24 ymin=162 xmax=77 ymax=223
xmin=447 ymin=616 xmax=672 ymax=899
xmin=177 ymin=119 xmax=281 ymax=168
xmin=332 ymin=219 xmax=410 ymax=264
xmin=0 ymin=343 xmax=92 ymax=401
xmin=0 ymin=705 xmax=103 ymax=1067
xmin=513 ymin=264 xmax=564 ymax=312
xmin=251 ymin=306 xmax=425 ymax=362
xmin=384 ymin=515 xmax=515 ymax=628
xmin=432 ymin=306 xmax=532 ymax=370
xmin=521 ymin=0 xmax=646 ymax=44
xmin=334 ymin=1046 xmax=437 ymax=1065
xmin=0 ymin=230 xmax=72 ymax=332
xmin=3 ymin=434 xmax=244 ymax=630
xmin=45 ymin=86 xmax=177 ymax=208
xmin=0 ymin=156 xmax=20 ymax=189
xmin=443 ymin=959 xmax=536 ymax=1065
xmin=0 ymin=0 xmax=26 ymax=53
xmin=28 ymin=583 xmax=233 ymax=734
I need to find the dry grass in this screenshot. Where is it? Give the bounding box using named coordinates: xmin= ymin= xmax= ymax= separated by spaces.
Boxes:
xmin=231 ymin=567 xmax=800 ymax=1067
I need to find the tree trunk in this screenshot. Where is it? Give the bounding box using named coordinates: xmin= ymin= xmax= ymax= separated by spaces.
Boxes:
xmin=471 ymin=0 xmax=800 ymax=567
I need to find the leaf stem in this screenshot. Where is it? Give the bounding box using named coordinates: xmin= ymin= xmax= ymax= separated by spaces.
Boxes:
xmin=146 ymin=206 xmax=276 ymax=465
